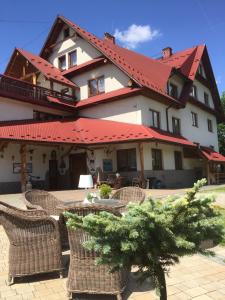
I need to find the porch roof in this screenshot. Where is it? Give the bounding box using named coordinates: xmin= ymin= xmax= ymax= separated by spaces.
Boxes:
xmin=200 ymin=146 xmax=225 ymax=163
xmin=0 ymin=117 xmax=196 ymax=147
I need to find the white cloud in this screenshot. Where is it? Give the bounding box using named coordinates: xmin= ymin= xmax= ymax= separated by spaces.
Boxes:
xmin=114 ymin=24 xmax=160 ymax=49
xmin=216 ymin=76 xmax=221 ymax=85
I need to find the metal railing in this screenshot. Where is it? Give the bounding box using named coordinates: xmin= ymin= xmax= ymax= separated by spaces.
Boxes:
xmin=0 ymin=74 xmax=75 ymax=103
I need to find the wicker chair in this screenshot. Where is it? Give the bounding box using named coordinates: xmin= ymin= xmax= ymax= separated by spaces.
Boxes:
xmin=111 ymin=187 xmax=146 ymax=205
xmin=24 ymin=190 xmax=62 ymax=215
xmin=24 ymin=190 xmax=69 ymax=249
xmin=0 ymin=204 xmax=63 ymax=285
xmin=64 ymin=203 xmax=129 ymax=300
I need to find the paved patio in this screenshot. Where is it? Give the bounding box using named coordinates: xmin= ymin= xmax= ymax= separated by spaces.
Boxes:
xmin=0 ymin=187 xmax=225 ymax=299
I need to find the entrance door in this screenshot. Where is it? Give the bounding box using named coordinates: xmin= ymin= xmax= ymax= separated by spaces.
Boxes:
xmin=49 ymin=159 xmax=58 ymax=190
xmin=69 ymin=153 xmax=87 ymax=188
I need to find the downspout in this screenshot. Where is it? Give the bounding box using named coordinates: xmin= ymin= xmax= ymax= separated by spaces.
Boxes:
xmin=166 ymin=104 xmax=173 ymax=132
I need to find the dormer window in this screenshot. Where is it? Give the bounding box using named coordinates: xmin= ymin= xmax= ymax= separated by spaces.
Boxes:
xmin=63 ymin=28 xmax=70 ymax=39
xmin=190 ymin=85 xmax=198 ymax=99
xmin=88 ymin=76 xmax=105 ymax=96
xmin=168 ymin=83 xmax=178 ymax=98
xmin=58 ymin=55 xmax=66 ymax=71
xmin=69 ymin=50 xmax=77 ymax=68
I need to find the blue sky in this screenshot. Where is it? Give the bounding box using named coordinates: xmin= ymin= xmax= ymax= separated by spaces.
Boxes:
xmin=1 ymin=0 xmax=225 ymax=93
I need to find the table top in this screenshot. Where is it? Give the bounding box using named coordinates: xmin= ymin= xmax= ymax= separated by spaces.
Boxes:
xmin=57 ymin=199 xmax=125 ymax=211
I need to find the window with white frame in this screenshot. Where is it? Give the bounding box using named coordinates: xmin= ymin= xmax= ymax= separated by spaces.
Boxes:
xmin=190 ymin=85 xmax=198 ymax=99
xmin=149 ymin=109 xmax=160 ymax=129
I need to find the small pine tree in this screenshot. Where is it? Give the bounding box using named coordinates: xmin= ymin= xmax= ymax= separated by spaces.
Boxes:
xmin=65 ymin=179 xmax=224 ymax=300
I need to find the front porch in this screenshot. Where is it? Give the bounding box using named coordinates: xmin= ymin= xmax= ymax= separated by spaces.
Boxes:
xmin=0 ymin=139 xmax=222 ymax=194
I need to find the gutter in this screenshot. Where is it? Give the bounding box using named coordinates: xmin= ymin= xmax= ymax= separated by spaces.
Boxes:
xmin=166 ymin=104 xmax=173 ymax=132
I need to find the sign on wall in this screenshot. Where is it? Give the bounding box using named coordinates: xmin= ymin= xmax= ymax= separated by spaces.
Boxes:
xmin=13 ymin=162 xmax=33 ymax=174
xmin=103 ymin=159 xmax=113 ymax=172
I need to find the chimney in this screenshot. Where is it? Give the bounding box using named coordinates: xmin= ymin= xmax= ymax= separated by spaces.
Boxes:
xmin=104 ymin=32 xmax=115 ymax=44
xmin=162 ymin=47 xmax=172 ymax=59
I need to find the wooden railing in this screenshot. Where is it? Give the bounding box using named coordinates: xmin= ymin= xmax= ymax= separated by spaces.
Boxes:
xmin=0 ymin=74 xmax=75 ymax=103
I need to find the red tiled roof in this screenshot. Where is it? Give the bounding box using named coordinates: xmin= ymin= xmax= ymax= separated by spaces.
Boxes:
xmin=46 ymin=96 xmax=76 ymax=108
xmin=40 ymin=16 xmax=177 ymax=104
xmin=75 ymin=87 xmax=142 ymax=109
xmin=159 ymin=45 xmax=205 ymax=80
xmin=0 ymin=118 xmax=195 ymax=147
xmin=61 ymin=57 xmax=105 ymax=76
xmin=200 ymin=147 xmax=225 ymax=163
xmin=16 ymin=48 xmax=77 ymax=88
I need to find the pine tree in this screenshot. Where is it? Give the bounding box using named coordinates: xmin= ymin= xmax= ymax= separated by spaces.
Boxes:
xmin=65 ymin=179 xmax=224 ymax=300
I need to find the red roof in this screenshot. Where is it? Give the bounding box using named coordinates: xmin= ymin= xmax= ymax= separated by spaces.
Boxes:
xmin=40 ymin=16 xmax=176 ymax=104
xmin=61 ymin=57 xmax=105 ymax=76
xmin=0 ymin=118 xmax=195 ymax=147
xmin=16 ymin=48 xmax=77 ymax=88
xmin=159 ymin=45 xmax=205 ymax=80
xmin=75 ymin=87 xmax=142 ymax=109
xmin=200 ymin=147 xmax=225 ymax=163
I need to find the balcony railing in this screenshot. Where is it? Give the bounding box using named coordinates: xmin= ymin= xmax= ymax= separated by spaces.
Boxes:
xmin=0 ymin=74 xmax=75 ymax=103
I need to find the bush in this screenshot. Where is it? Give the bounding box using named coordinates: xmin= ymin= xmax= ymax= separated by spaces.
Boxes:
xmin=65 ymin=179 xmax=225 ymax=300
xmin=99 ymin=183 xmax=112 ymax=199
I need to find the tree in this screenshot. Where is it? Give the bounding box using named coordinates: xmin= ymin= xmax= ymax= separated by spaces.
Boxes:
xmin=218 ymin=92 xmax=225 ymax=155
xmin=65 ymin=179 xmax=224 ymax=300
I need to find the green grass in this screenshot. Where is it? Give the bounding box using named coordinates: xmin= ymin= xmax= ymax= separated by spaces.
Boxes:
xmin=200 ymin=187 xmax=225 ymax=193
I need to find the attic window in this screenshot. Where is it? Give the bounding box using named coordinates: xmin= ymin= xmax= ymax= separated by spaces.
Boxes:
xmin=190 ymin=85 xmax=198 ymax=99
xmin=64 ymin=28 xmax=70 ymax=39
xmin=58 ymin=55 xmax=66 ymax=71
xmin=168 ymin=83 xmax=178 ymax=98
xmin=198 ymin=63 xmax=205 ymax=78
xmin=69 ymin=50 xmax=77 ymax=67
xmin=88 ymin=76 xmax=105 ymax=96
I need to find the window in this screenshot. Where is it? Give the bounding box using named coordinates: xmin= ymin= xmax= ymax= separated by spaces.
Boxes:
xmin=198 ymin=63 xmax=204 ymax=77
xmin=63 ymin=28 xmax=70 ymax=39
xmin=169 ymin=83 xmax=178 ymax=98
xmin=174 ymin=151 xmax=183 ymax=170
xmin=208 ymin=119 xmax=213 ymax=132
xmin=152 ymin=149 xmax=163 ymax=170
xmin=88 ymin=76 xmax=105 ymax=96
xmin=117 ymin=148 xmax=137 ymax=172
xmin=69 ymin=50 xmax=77 ymax=68
xmin=204 ymin=92 xmax=209 ymax=106
xmin=191 ymin=112 xmax=198 ymax=127
xmin=190 ymin=85 xmax=198 ymax=99
xmin=58 ymin=55 xmax=66 ymax=70
xmin=172 ymin=117 xmax=181 ymax=135
xmin=149 ymin=109 xmax=160 ymax=129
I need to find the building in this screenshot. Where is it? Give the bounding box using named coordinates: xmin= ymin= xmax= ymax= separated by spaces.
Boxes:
xmin=0 ymin=15 xmax=225 ymax=193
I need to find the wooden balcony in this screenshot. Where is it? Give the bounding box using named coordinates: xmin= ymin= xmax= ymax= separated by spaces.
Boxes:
xmin=0 ymin=74 xmax=75 ymax=103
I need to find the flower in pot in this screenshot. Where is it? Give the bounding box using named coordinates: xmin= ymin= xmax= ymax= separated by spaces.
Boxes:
xmin=99 ymin=184 xmax=112 ymax=199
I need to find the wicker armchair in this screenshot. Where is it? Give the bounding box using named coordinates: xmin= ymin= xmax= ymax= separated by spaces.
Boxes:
xmin=64 ymin=203 xmax=129 ymax=300
xmin=24 ymin=190 xmax=62 ymax=215
xmin=111 ymin=187 xmax=146 ymax=205
xmin=0 ymin=204 xmax=63 ymax=285
xmin=24 ymin=190 xmax=69 ymax=249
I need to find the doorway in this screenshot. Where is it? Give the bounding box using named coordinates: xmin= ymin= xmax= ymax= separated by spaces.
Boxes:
xmin=69 ymin=153 xmax=87 ymax=188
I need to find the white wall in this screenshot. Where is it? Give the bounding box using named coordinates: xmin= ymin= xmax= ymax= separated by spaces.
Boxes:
xmin=72 ymin=64 xmax=130 ymax=100
xmin=0 ymin=96 xmax=72 ymax=121
xmin=168 ymin=102 xmax=218 ymax=150
xmin=193 ymin=79 xmax=214 ymax=109
xmin=49 ymin=27 xmax=101 ymax=68
xmin=79 ymin=95 xmax=142 ymax=124
xmin=0 ymin=143 xmax=58 ymax=182
xmin=0 ymin=97 xmax=33 ymax=120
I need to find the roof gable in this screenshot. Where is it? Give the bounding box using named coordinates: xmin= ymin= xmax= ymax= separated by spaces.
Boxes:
xmin=40 ymin=16 xmax=175 ymax=104
xmin=5 ymin=48 xmax=77 ymax=88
